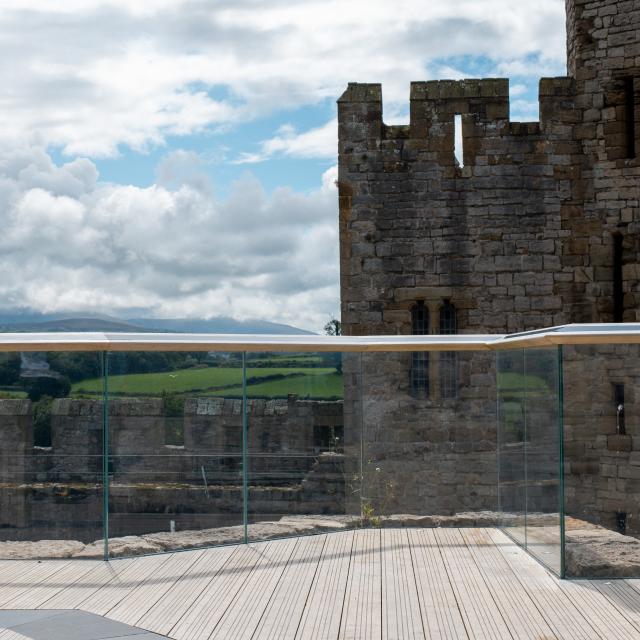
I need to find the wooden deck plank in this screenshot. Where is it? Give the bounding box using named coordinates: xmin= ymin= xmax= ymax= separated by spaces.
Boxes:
xmin=486 ymin=528 xmax=601 ymax=639
xmin=558 ymin=579 xmax=640 ymax=640
xmin=169 ymin=542 xmax=271 ymax=640
xmin=0 ymin=562 xmax=40 ymax=585
xmin=381 ymin=529 xmax=424 ymax=640
xmin=407 ymin=528 xmax=468 ymax=640
xmin=106 ymin=550 xmax=205 ymax=626
xmin=77 ymin=553 xmax=171 ymax=616
xmin=0 ymin=629 xmax=33 ymax=640
xmin=209 ymin=536 xmax=298 ymax=640
xmin=295 ymin=529 xmax=354 ymax=640
xmin=460 ymin=528 xmax=556 ymax=640
xmin=435 ymin=528 xmax=511 ymax=640
xmin=339 ymin=528 xmax=382 ymax=640
xmin=3 ymin=528 xmax=640 ymax=640
xmin=136 ymin=545 xmax=239 ymax=637
xmin=0 ymin=561 xmax=71 ymax=608
xmin=251 ymin=534 xmax=327 ymax=640
xmin=37 ymin=560 xmax=134 ymax=610
xmin=0 ymin=562 xmax=44 ymax=604
xmin=592 ymin=580 xmax=640 ymax=633
xmin=2 ymin=561 xmax=101 ymax=609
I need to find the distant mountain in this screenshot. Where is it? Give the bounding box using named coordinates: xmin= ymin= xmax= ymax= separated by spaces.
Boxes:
xmin=0 ymin=312 xmax=313 ymax=335
xmin=0 ymin=317 xmax=147 ymax=333
xmin=126 ymin=317 xmax=313 ymax=335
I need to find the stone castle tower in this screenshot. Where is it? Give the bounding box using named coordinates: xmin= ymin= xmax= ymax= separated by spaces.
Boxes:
xmin=338 ymin=0 xmax=640 ymax=336
xmin=337 ymin=0 xmax=640 ymax=538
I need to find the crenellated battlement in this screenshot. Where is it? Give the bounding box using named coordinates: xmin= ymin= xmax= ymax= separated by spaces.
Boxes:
xmin=338 ymin=77 xmax=577 ymax=150
xmin=337 ymin=0 xmax=640 ymax=534
xmin=339 ymin=0 xmax=640 ymax=341
xmin=338 ymin=76 xmax=579 ymax=175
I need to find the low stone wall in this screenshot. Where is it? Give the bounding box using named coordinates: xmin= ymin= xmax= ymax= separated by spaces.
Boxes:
xmin=0 ymin=396 xmax=346 ymax=543
xmin=563 ymin=345 xmax=640 ymax=537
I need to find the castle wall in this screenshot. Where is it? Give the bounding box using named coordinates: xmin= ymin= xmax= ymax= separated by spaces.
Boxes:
xmin=564 ymin=0 xmax=640 ymax=322
xmin=0 ymin=397 xmax=345 ymax=543
xmin=337 ymin=79 xmax=576 ymax=514
xmin=338 ymin=0 xmax=640 ymax=520
xmin=338 ymin=78 xmax=579 ymax=336
xmin=563 ymin=345 xmax=640 ymax=537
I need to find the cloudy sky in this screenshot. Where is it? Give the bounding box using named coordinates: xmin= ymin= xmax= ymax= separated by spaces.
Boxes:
xmin=0 ymin=0 xmax=567 ymax=332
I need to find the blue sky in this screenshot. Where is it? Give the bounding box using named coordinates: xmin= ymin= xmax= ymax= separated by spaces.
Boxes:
xmin=0 ymin=0 xmax=566 ymax=331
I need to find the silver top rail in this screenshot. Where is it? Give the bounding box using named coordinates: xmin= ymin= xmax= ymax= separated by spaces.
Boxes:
xmin=0 ymin=324 xmax=639 ymax=351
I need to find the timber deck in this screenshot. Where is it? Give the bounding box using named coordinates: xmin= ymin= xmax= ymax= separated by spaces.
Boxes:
xmin=1 ymin=528 xmax=640 ymax=639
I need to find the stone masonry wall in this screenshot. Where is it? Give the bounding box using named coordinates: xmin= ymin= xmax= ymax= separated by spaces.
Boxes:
xmin=0 ymin=397 xmax=346 ymax=542
xmin=338 ymin=0 xmax=640 ymax=519
xmin=563 ymin=344 xmax=640 ymax=536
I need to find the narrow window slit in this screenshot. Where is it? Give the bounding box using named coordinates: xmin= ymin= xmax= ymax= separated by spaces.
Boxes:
xmin=410 ymin=301 xmax=429 ymax=397
xmin=614 ymin=383 xmax=626 ymax=435
xmin=454 ymin=114 xmax=464 ymax=167
xmin=613 ymin=232 xmax=624 ymax=322
xmin=624 ymin=77 xmax=636 ymax=160
xmin=439 ymin=300 xmax=458 ymax=399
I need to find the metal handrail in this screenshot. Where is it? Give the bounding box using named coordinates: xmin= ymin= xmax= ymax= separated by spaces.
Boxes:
xmin=0 ymin=323 xmax=639 ymax=351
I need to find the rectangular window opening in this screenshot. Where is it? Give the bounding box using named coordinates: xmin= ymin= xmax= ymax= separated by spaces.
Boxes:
xmin=624 ymin=77 xmax=636 ymax=160
xmin=614 ymin=383 xmax=626 ymax=435
xmin=454 ymin=114 xmax=464 ymax=167
xmin=410 ymin=301 xmax=429 ymax=397
xmin=613 ymin=233 xmax=624 ymax=322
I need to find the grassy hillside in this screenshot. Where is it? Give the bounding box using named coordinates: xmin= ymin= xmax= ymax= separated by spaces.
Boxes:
xmin=72 ymin=365 xmax=342 ymax=399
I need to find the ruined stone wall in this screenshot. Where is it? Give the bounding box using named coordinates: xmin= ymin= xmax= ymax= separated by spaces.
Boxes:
xmin=563 ymin=345 xmax=640 ymax=536
xmin=0 ymin=396 xmax=345 ymax=542
xmin=564 ymin=0 xmax=640 ymax=322
xmin=338 ymin=0 xmax=640 ymax=517
xmin=338 ymin=78 xmax=579 ymax=336
xmin=337 ymin=78 xmax=575 ymax=515
xmin=561 ymin=0 xmax=640 ymax=535
xmin=359 ymin=351 xmax=498 ymax=518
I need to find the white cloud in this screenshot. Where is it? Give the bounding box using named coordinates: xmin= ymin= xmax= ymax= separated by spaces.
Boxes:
xmin=510 ymin=84 xmax=529 ymax=97
xmin=433 ymin=66 xmax=468 ymax=81
xmin=234 ymin=120 xmax=336 ymax=163
xmin=0 ymin=144 xmax=339 ymax=331
xmin=496 ymin=58 xmax=562 ymax=78
xmin=0 ymin=1 xmax=570 ymax=329
xmin=511 ymin=99 xmax=540 ymax=122
xmin=0 ymin=0 xmax=567 ymax=156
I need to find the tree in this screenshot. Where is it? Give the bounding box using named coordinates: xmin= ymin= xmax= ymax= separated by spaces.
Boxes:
xmin=323 ymin=318 xmax=342 ymax=374
xmin=0 ymin=354 xmax=21 ymax=385
xmin=324 ymin=318 xmax=341 ymax=336
xmin=25 ymin=375 xmax=71 ymax=402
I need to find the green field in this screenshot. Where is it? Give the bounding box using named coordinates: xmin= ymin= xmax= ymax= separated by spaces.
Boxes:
xmin=0 ymin=390 xmax=27 ymax=399
xmin=211 ymin=372 xmax=343 ymax=399
xmin=247 ymin=354 xmax=323 ymax=366
xmin=497 ymin=372 xmax=549 ymax=396
xmin=72 ymin=366 xmax=342 ymax=399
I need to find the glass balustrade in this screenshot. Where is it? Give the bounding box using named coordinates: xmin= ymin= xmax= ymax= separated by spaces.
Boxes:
xmin=0 ymin=326 xmax=639 ymax=578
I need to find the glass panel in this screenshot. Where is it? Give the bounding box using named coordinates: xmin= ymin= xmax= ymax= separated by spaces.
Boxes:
xmin=106 ymin=351 xmax=243 ymax=557
xmin=563 ymin=343 xmax=640 ymax=578
xmin=523 ymin=347 xmax=561 ymax=575
xmin=361 ymin=350 xmax=497 ymax=526
xmin=0 ymin=351 xmax=104 ymax=559
xmin=245 ymin=351 xmax=358 ymax=542
xmin=497 ymin=349 xmax=527 ymax=547
xmin=497 ymin=347 xmax=562 ymax=576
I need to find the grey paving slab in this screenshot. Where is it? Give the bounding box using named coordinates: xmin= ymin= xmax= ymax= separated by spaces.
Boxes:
xmin=0 ymin=611 xmax=63 ymax=628
xmin=102 ymin=636 xmax=166 ymax=640
xmin=0 ymin=610 xmax=169 ymax=640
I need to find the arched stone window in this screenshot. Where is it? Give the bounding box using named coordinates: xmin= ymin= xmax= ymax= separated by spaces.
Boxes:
xmin=439 ymin=300 xmax=457 ymax=335
xmin=410 ymin=301 xmax=429 ymax=397
xmin=439 ymin=300 xmax=458 ymax=399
